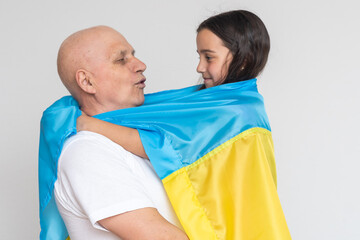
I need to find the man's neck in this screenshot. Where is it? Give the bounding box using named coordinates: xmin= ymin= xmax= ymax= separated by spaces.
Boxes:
xmin=80 ymin=104 xmax=118 ymax=116
xmin=78 ymin=95 xmax=139 ymax=116
xmin=77 ymin=94 xmax=108 ymax=116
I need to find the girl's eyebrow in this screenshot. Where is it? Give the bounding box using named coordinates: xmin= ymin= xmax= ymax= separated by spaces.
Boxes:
xmin=197 ymin=49 xmax=216 ymax=54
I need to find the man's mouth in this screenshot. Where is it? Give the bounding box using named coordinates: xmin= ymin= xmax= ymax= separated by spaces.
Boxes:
xmin=135 ymin=78 xmax=146 ymax=89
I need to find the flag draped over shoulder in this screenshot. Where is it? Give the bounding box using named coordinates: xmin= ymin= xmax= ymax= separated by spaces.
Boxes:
xmin=39 ymin=79 xmax=291 ymax=240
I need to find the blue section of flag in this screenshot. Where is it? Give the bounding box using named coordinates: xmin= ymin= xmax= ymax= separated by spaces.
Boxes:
xmin=38 ymin=79 xmax=269 ymax=239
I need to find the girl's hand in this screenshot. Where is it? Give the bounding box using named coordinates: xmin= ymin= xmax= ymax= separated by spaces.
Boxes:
xmin=77 ymin=112 xmax=96 ymax=132
xmin=76 ymin=111 xmax=148 ymax=159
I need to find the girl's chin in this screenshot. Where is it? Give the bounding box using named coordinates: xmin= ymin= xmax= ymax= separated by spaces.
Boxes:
xmin=204 ymin=79 xmax=214 ymax=88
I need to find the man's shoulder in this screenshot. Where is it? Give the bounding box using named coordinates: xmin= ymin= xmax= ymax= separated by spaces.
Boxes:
xmin=59 ymin=131 xmax=148 ymax=175
xmin=65 ymin=130 xmax=116 ymax=146
xmin=59 ymin=131 xmax=131 ymax=170
xmin=63 ymin=131 xmax=127 ymax=154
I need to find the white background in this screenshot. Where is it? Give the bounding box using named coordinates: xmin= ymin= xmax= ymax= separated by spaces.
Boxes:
xmin=1 ymin=0 xmax=359 ymax=239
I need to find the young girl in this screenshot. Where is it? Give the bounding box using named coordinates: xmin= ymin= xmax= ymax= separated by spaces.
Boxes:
xmin=76 ymin=10 xmax=270 ymax=158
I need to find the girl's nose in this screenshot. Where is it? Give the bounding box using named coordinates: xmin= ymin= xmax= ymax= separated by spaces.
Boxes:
xmin=196 ymin=60 xmax=205 ymax=73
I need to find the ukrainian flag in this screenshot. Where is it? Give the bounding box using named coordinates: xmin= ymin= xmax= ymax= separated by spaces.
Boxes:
xmin=39 ymin=79 xmax=291 ymax=239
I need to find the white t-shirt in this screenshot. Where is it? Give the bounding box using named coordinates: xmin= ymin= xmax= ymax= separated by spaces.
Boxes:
xmin=54 ymin=131 xmax=181 ymax=240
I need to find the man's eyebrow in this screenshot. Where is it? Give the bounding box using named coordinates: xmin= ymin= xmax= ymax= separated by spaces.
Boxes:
xmin=119 ymin=50 xmax=127 ymax=56
xmin=117 ymin=49 xmax=135 ymax=56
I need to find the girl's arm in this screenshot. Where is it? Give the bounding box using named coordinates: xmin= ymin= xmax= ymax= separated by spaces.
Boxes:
xmin=77 ymin=114 xmax=148 ymax=159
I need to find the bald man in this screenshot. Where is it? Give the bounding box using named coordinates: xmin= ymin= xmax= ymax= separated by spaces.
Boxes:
xmin=54 ymin=26 xmax=187 ymax=240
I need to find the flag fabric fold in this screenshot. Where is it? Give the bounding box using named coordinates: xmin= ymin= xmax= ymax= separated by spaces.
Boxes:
xmin=39 ymin=79 xmax=291 ymax=239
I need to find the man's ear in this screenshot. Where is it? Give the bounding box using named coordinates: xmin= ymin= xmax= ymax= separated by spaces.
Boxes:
xmin=75 ymin=69 xmax=96 ymax=94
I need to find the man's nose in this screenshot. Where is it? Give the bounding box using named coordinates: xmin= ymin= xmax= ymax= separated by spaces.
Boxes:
xmin=133 ymin=57 xmax=147 ymax=73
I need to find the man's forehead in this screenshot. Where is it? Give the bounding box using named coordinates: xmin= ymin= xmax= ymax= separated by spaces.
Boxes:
xmin=82 ymin=27 xmax=130 ymax=54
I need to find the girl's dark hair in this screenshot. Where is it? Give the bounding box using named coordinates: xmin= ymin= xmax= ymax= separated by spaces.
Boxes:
xmin=197 ymin=10 xmax=270 ymax=86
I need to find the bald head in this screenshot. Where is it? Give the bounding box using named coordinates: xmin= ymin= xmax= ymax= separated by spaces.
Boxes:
xmin=57 ymin=26 xmax=121 ymax=98
xmin=56 ymin=26 xmax=147 ymax=115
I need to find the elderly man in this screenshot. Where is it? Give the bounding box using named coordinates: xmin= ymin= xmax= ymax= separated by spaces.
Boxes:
xmin=53 ymin=26 xmax=187 ymax=240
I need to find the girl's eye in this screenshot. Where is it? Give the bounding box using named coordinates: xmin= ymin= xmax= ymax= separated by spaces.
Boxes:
xmin=205 ymin=55 xmax=213 ymax=61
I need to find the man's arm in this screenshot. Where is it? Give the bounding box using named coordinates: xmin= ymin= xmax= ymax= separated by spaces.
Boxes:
xmin=99 ymin=207 xmax=188 ymax=240
xmin=57 ymin=132 xmax=184 ymax=239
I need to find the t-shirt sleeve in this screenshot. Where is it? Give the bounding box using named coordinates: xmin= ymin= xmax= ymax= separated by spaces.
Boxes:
xmin=55 ymin=133 xmax=156 ymax=231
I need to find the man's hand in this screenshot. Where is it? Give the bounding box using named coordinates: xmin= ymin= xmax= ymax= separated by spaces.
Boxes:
xmin=99 ymin=207 xmax=189 ymax=240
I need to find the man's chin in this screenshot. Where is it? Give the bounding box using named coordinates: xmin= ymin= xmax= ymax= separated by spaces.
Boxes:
xmin=135 ymin=96 xmax=145 ymax=107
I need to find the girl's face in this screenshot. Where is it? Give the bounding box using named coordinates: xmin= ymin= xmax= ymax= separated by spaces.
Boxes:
xmin=196 ymin=29 xmax=233 ymax=88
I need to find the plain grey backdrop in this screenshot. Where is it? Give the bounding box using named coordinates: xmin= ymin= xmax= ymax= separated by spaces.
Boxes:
xmin=1 ymin=0 xmax=359 ymax=239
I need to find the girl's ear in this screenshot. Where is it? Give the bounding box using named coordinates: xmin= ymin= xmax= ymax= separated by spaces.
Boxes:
xmin=240 ymin=59 xmax=247 ymax=70
xmin=75 ymin=69 xmax=96 ymax=94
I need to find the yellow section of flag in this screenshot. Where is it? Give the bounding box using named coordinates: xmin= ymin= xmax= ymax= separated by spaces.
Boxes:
xmin=163 ymin=128 xmax=291 ymax=239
